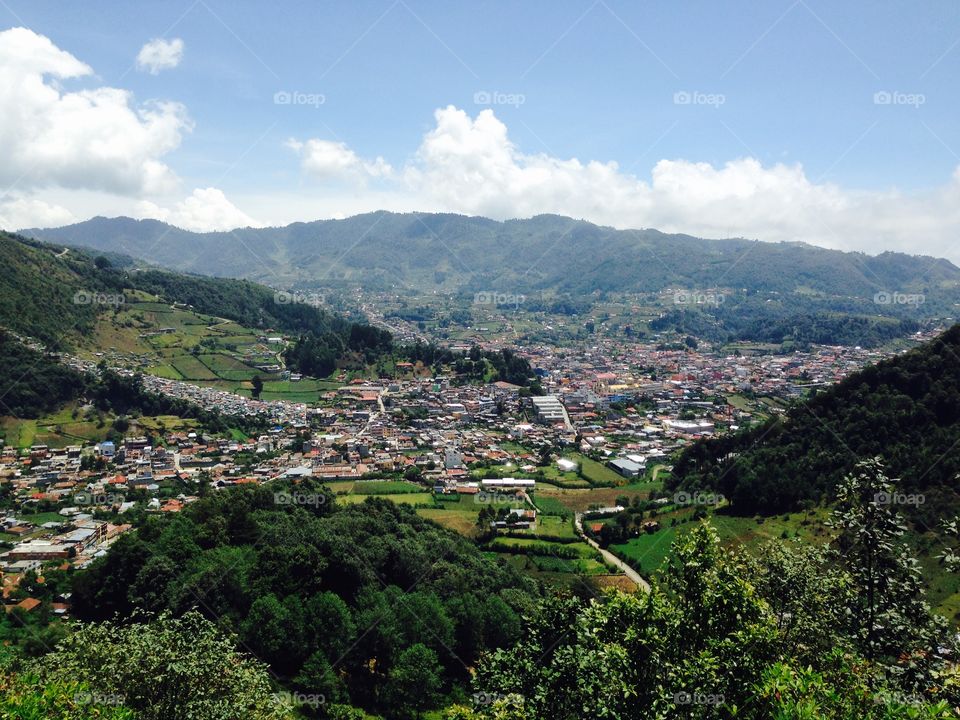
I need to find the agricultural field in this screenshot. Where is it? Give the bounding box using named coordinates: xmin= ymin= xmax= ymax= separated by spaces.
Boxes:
xmin=0 ymin=404 xmax=201 ymax=450
xmin=83 ymin=295 xmax=293 ymax=397
xmin=337 ymin=493 xmax=436 ymax=506
xmin=415 ymin=492 xmax=526 ymax=535
xmin=608 ymin=506 xmax=836 ymax=577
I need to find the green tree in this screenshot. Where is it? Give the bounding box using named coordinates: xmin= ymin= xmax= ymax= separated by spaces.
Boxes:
xmin=32 ymin=611 xmax=288 ymax=720
xmin=252 ymin=375 xmax=264 ymax=400
xmin=830 ymin=458 xmax=947 ymax=690
xmin=384 ymin=643 xmax=443 ymax=719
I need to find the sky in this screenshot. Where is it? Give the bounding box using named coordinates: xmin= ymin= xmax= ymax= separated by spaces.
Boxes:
xmin=1 ymin=0 xmax=960 ymax=261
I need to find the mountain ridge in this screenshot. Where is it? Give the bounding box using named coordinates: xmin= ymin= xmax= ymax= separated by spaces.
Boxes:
xmin=24 ymin=213 xmax=960 ymax=302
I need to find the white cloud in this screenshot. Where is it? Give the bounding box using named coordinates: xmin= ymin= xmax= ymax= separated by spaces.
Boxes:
xmin=0 ymin=27 xmax=190 ymax=196
xmin=0 ymin=195 xmax=74 ymax=230
xmin=135 ymin=187 xmax=262 ymax=232
xmin=286 ymin=138 xmax=392 ymax=183
xmin=136 ymin=37 xmax=184 ymax=75
xmin=285 ymin=105 xmax=960 ymax=262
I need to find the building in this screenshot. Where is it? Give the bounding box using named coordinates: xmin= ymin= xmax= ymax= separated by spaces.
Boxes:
xmin=608 ymin=457 xmax=644 ymax=478
xmin=531 ymin=395 xmax=567 ymax=425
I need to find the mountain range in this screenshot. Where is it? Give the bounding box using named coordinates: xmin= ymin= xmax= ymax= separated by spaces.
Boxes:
xmin=25 ymin=213 xmax=960 ymax=306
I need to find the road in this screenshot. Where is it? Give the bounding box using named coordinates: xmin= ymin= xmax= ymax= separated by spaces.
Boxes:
xmin=575 ymin=512 xmax=651 ymax=593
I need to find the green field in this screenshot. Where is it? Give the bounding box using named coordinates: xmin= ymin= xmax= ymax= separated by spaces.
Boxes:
xmin=198 ymin=353 xmax=263 ymax=381
xmin=170 ymin=355 xmax=219 ymax=380
xmin=337 ymin=493 xmax=436 ymax=506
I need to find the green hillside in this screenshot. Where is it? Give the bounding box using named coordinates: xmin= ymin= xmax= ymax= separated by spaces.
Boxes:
xmin=672 ymin=323 xmax=960 ymax=520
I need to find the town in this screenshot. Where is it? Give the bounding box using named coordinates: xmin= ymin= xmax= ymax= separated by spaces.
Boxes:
xmin=1 ymin=324 xmax=940 ymax=615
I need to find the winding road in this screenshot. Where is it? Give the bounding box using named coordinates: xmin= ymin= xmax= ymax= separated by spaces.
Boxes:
xmin=575 ymin=512 xmax=651 ymax=593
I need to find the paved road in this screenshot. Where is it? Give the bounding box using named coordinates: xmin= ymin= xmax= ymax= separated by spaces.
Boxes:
xmin=575 ymin=512 xmax=651 ymax=593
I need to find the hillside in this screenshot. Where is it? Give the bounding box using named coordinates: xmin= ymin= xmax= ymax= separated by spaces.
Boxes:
xmin=71 ymin=486 xmax=540 ymax=717
xmin=0 ymin=230 xmax=385 ymax=347
xmin=672 ymin=323 xmax=960 ymax=524
xmin=27 ymin=212 xmax=960 ymax=304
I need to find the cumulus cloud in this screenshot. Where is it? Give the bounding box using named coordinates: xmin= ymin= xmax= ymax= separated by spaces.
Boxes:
xmin=135 ymin=187 xmax=262 ymax=232
xmin=287 ymin=105 xmax=960 ymax=262
xmin=0 ymin=195 xmax=74 ymax=230
xmin=136 ymin=37 xmax=184 ymax=74
xmin=286 ymin=138 xmax=392 ymax=183
xmin=0 ymin=27 xmax=190 ymax=196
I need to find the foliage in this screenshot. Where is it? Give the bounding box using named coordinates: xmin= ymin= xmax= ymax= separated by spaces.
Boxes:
xmin=0 ymin=673 xmax=136 ymax=720
xmin=69 ymin=483 xmax=539 ymax=716
xmin=0 ymin=331 xmax=87 ymax=418
xmin=673 ymin=324 xmax=960 ymax=518
xmin=462 ymin=521 xmax=960 ymax=719
xmin=30 ymin=611 xmax=288 ymax=720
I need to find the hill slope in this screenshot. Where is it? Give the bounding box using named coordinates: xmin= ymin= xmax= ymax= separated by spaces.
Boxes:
xmin=26 ymin=212 xmax=960 ymax=304
xmin=673 ymin=323 xmax=960 ymax=525
xmin=0 ymin=231 xmax=387 ymax=352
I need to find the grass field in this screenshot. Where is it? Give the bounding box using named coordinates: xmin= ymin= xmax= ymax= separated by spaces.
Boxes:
xmin=170 ymin=355 xmax=219 ymax=380
xmin=351 ymin=480 xmax=426 ymax=495
xmin=198 ymin=353 xmax=262 ymax=381
xmin=0 ymin=406 xmax=204 ymax=450
xmin=337 ymin=493 xmax=436 ymax=506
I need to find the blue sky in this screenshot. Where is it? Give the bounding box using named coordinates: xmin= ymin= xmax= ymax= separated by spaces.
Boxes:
xmin=1 ymin=0 xmax=959 ymax=259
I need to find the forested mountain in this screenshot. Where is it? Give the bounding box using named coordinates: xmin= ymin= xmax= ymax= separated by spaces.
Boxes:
xmin=26 ymin=212 xmax=960 ymax=307
xmin=0 ymin=230 xmax=384 ymax=349
xmin=672 ymin=323 xmax=960 ymax=520
xmin=71 ymin=485 xmax=540 ymax=718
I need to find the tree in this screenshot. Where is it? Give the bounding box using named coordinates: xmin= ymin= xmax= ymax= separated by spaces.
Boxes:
xmin=384 ymin=643 xmax=442 ymax=719
xmin=251 ymin=375 xmax=264 ymax=400
xmin=0 ymin=674 xmax=136 ymax=719
xmin=830 ymin=458 xmax=948 ymax=691
xmin=32 ymin=611 xmax=288 ymax=720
